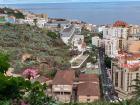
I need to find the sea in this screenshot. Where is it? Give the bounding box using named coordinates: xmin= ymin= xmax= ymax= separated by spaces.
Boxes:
xmin=2 ymin=1 xmax=140 ymax=25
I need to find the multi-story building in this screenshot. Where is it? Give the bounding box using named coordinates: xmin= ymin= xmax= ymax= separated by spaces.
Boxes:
xmin=92 ymin=36 xmax=101 ymax=47
xmin=52 ymin=70 xmax=75 ymax=103
xmin=60 ymin=24 xmax=76 ymax=45
xmin=127 ymin=40 xmax=140 ymax=54
xmin=45 ymin=20 xmax=71 ymax=31
xmin=103 ymin=21 xmax=129 ymax=57
xmin=76 ymin=74 xmax=101 ymax=103
xmin=112 ymin=53 xmax=140 ymax=99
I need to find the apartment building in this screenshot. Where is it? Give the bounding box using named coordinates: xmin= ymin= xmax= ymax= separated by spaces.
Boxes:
xmin=76 ymin=74 xmax=101 ymax=103
xmin=112 ymin=53 xmax=140 ymax=99
xmin=103 ymin=21 xmax=128 ymax=57
xmin=60 ymin=24 xmax=76 ymax=45
xmin=52 ymin=70 xmax=75 ymax=103
xmin=92 ymin=36 xmax=101 ymax=47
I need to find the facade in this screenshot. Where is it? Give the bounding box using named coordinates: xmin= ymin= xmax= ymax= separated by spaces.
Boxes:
xmin=60 ymin=25 xmax=76 ymax=45
xmin=92 ymin=36 xmax=101 ymax=47
xmin=52 ymin=70 xmax=75 ymax=103
xmin=112 ymin=53 xmax=140 ymax=99
xmin=76 ymin=74 xmax=100 ymax=103
xmin=97 ymin=25 xmax=106 ymax=33
xmin=103 ymin=27 xmax=128 ymax=39
xmin=71 ymin=35 xmax=85 ymax=52
xmin=45 ymin=20 xmax=71 ymax=31
xmin=127 ymin=40 xmax=140 ymax=54
xmin=103 ymin=26 xmax=128 ymax=57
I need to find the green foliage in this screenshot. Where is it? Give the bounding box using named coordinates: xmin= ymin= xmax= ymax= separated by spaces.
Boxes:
xmin=47 ymin=31 xmax=59 ymax=39
xmin=0 ymin=100 xmax=11 ymax=105
xmin=0 ymin=74 xmax=31 ymax=100
xmin=0 ymin=52 xmax=10 ymax=73
xmin=0 ymin=24 xmax=70 ymax=72
xmin=0 ymin=74 xmax=55 ymax=105
xmin=88 ymin=45 xmax=98 ymax=64
xmin=104 ymin=55 xmax=112 ymax=68
xmin=2 ymin=7 xmax=25 ymax=19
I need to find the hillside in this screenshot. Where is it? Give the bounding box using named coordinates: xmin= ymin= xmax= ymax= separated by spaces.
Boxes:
xmin=0 ymin=23 xmax=71 ymax=75
xmin=0 ymin=7 xmax=25 ymax=19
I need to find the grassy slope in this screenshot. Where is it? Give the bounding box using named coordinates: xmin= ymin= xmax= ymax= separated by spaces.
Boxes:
xmin=0 ymin=24 xmax=70 ymax=73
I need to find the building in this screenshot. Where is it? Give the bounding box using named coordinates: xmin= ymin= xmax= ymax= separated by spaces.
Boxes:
xmin=103 ymin=21 xmax=128 ymax=57
xmin=76 ymin=74 xmax=100 ymax=103
xmin=45 ymin=20 xmax=71 ymax=31
xmin=60 ymin=25 xmax=76 ymax=45
xmin=128 ymin=25 xmax=140 ymax=40
xmin=52 ymin=70 xmax=75 ymax=103
xmin=97 ymin=25 xmax=106 ymax=33
xmin=71 ymin=35 xmax=85 ymax=52
xmin=103 ymin=27 xmax=128 ymax=39
xmin=0 ymin=14 xmax=6 ymax=23
xmin=127 ymin=40 xmax=140 ymax=54
xmin=112 ymin=53 xmax=140 ymax=99
xmin=92 ymin=36 xmax=101 ymax=47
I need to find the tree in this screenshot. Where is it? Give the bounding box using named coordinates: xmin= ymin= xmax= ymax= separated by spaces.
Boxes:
xmin=0 ymin=73 xmax=55 ymax=105
xmin=23 ymin=68 xmax=38 ymax=80
xmin=0 ymin=74 xmax=31 ymax=102
xmin=0 ymin=52 xmax=10 ymax=74
xmin=27 ymin=81 xmax=56 ymax=105
xmin=104 ymin=55 xmax=112 ymax=68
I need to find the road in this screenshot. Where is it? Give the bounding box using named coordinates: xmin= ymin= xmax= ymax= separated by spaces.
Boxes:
xmin=98 ymin=47 xmax=118 ymax=102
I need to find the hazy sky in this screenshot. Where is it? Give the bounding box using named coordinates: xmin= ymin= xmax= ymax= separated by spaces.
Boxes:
xmin=1 ymin=0 xmax=140 ymax=4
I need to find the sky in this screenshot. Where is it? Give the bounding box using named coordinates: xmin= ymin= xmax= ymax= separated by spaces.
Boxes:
xmin=1 ymin=0 xmax=140 ymax=4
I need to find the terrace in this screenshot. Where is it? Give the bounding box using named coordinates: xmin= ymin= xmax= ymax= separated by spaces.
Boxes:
xmin=71 ymin=54 xmax=89 ymax=69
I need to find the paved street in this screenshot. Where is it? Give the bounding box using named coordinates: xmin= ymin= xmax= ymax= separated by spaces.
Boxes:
xmin=99 ymin=47 xmax=117 ymax=102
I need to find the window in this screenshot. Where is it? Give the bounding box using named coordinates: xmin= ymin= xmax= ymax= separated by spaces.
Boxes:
xmin=136 ymin=73 xmax=139 ymax=80
xmin=115 ymin=72 xmax=118 ymax=87
xmin=121 ymin=71 xmax=124 ymax=89
xmin=87 ymin=98 xmax=90 ymax=102
xmin=127 ymin=73 xmax=129 ymax=91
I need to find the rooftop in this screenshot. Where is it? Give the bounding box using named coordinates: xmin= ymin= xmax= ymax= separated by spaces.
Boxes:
xmin=113 ymin=20 xmax=128 ymax=27
xmin=77 ymin=82 xmax=100 ymax=97
xmin=52 ymin=70 xmax=75 ymax=85
xmin=77 ymin=74 xmax=99 ymax=82
xmin=61 ymin=25 xmax=75 ymax=37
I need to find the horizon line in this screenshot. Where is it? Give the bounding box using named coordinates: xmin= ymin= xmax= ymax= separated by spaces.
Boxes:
xmin=1 ymin=0 xmax=140 ymax=5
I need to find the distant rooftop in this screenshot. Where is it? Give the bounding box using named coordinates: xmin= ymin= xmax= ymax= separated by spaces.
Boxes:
xmin=61 ymin=24 xmax=75 ymax=37
xmin=113 ymin=20 xmax=128 ymax=27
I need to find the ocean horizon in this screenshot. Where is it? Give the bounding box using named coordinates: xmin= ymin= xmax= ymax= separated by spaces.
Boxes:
xmin=2 ymin=1 xmax=140 ymax=25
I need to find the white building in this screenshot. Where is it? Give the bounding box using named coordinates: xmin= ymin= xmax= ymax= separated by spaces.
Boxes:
xmin=103 ymin=27 xmax=128 ymax=57
xmin=103 ymin=27 xmax=128 ymax=39
xmin=71 ymin=35 xmax=85 ymax=52
xmin=97 ymin=25 xmax=106 ymax=33
xmin=60 ymin=25 xmax=76 ymax=45
xmin=92 ymin=36 xmax=101 ymax=47
xmin=37 ymin=18 xmax=47 ymax=28
xmin=45 ymin=20 xmax=71 ymax=31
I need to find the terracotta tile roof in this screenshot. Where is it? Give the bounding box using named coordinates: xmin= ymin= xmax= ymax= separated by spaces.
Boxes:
xmin=113 ymin=20 xmax=128 ymax=27
xmin=52 ymin=70 xmax=75 ymax=85
xmin=77 ymin=74 xmax=99 ymax=82
xmin=77 ymin=82 xmax=100 ymax=97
